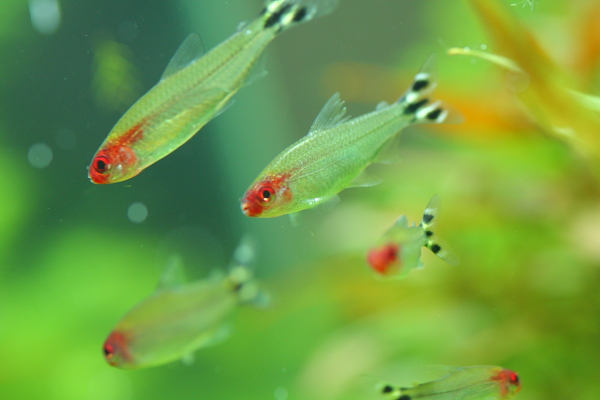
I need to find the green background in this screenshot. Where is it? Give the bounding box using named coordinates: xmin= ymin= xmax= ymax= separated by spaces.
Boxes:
xmin=1 ymin=0 xmax=598 ymax=399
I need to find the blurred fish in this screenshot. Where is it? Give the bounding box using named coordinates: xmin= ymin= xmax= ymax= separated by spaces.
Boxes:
xmin=376 ymin=366 xmax=521 ymax=400
xmin=88 ymin=0 xmax=338 ymax=184
xmin=367 ymin=195 xmax=459 ymax=278
xmin=102 ymin=237 xmax=267 ymax=369
xmin=241 ymin=56 xmax=460 ymax=219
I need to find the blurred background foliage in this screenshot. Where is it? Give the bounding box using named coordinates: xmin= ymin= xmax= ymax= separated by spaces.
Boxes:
xmin=1 ymin=0 xmax=599 ymax=399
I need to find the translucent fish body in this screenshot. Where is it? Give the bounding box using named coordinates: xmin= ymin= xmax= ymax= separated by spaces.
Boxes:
xmin=367 ymin=196 xmax=459 ymax=278
xmin=103 ymin=238 xmax=265 ymax=369
xmin=241 ymin=56 xmax=457 ymax=218
xmin=367 ymin=216 xmax=427 ymax=277
xmin=104 ymin=277 xmax=236 ymax=369
xmin=380 ymin=366 xmax=521 ymax=400
xmin=89 ymin=0 xmax=338 ymax=183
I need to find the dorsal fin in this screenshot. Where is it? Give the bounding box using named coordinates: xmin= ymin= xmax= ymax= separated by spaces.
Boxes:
xmin=157 ymin=254 xmax=187 ymax=290
xmin=161 ymin=33 xmax=205 ymax=81
xmin=309 ymin=93 xmax=350 ymax=134
xmin=373 ymin=134 xmax=403 ymax=164
xmin=393 ymin=215 xmax=410 ymax=228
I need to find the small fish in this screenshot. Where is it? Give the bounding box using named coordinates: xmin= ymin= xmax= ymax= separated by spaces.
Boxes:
xmin=241 ymin=55 xmax=460 ymax=219
xmin=102 ymin=237 xmax=267 ymax=369
xmin=88 ymin=0 xmax=338 ymax=184
xmin=367 ymin=195 xmax=459 ymax=277
xmin=377 ymin=366 xmax=521 ymax=400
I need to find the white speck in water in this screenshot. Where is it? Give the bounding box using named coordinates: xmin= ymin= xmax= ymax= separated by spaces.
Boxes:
xmin=55 ymin=128 xmax=76 ymax=150
xmin=463 ymin=46 xmax=470 ymax=52
xmin=118 ymin=21 xmax=139 ymax=42
xmin=127 ymin=202 xmax=148 ymax=223
xmin=245 ymin=29 xmax=252 ymax=35
xmin=274 ymin=387 xmax=288 ymax=400
xmin=29 ymin=0 xmax=61 ymax=35
xmin=480 ymin=44 xmax=487 ymax=50
xmin=28 ymin=143 xmax=53 ymax=168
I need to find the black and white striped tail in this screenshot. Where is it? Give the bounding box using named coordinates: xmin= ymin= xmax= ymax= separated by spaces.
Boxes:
xmin=420 ymin=195 xmax=460 ymax=266
xmin=399 ymin=55 xmax=462 ymax=125
xmin=260 ymin=0 xmax=338 ymax=32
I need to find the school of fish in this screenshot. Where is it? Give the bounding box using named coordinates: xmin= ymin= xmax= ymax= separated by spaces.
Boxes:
xmin=89 ymin=0 xmax=526 ymax=397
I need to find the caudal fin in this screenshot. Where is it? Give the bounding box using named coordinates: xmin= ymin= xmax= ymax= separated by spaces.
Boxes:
xmin=420 ymin=195 xmax=460 ymax=266
xmin=227 ymin=236 xmax=270 ymax=307
xmin=261 ymin=0 xmax=338 ymax=32
xmin=398 ymin=55 xmax=463 ymax=125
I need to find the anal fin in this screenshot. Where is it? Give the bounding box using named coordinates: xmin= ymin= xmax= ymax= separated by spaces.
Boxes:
xmin=348 ymin=171 xmax=382 ymax=188
xmin=242 ymin=52 xmax=268 ymax=88
xmin=373 ymin=134 xmax=403 ymax=164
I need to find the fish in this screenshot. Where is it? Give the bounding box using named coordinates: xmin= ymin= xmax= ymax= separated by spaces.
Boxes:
xmin=88 ymin=0 xmax=338 ymax=184
xmin=102 ymin=237 xmax=267 ymax=369
xmin=377 ymin=366 xmax=521 ymax=400
xmin=240 ymin=55 xmax=460 ymax=219
xmin=367 ymin=195 xmax=459 ymax=277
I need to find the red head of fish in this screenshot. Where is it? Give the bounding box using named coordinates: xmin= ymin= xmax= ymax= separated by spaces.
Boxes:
xmin=103 ymin=330 xmax=133 ymax=368
xmin=88 ymin=123 xmax=144 ymax=184
xmin=241 ymin=173 xmax=291 ymax=217
xmin=490 ymin=368 xmax=521 ymax=398
xmin=367 ymin=243 xmax=400 ymax=275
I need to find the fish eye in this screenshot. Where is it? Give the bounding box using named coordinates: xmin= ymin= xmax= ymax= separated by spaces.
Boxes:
xmin=256 ymin=186 xmax=275 ymax=204
xmin=93 ymin=154 xmax=110 ymax=174
xmin=103 ymin=343 xmax=114 ymax=359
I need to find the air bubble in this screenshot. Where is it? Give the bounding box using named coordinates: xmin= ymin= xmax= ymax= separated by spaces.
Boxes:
xmin=127 ymin=202 xmax=148 ymax=223
xmin=29 ymin=0 xmax=61 ymax=35
xmin=28 ymin=143 xmax=53 ymax=168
